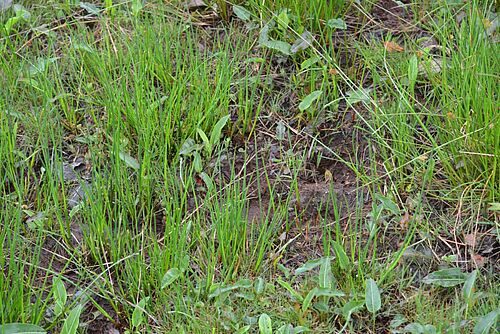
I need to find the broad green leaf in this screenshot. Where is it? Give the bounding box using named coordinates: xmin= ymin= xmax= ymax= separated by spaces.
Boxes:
xmin=0 ymin=323 xmax=46 ymax=334
xmin=408 ymin=55 xmax=418 ymax=89
xmin=131 ymin=0 xmax=143 ymax=16
xmin=179 ymin=138 xmax=198 ymax=156
xmin=131 ymin=297 xmax=149 ymax=328
xmin=13 ymin=4 xmax=30 ymax=19
xmin=302 ymin=288 xmax=317 ymax=312
xmin=28 ymin=57 xmax=57 ymax=76
xmin=295 ymin=258 xmax=323 ymax=275
xmin=209 ymin=114 xmax=230 ymax=147
xmin=293 ymin=326 xmax=310 ymax=333
xmin=233 ymin=5 xmax=251 ymax=21
xmin=300 ymin=56 xmax=320 ymax=70
xmin=389 ymin=314 xmax=406 ymax=328
xmin=291 ymin=31 xmax=313 ymax=54
xmin=314 ymin=288 xmax=344 ymax=298
xmin=197 ymin=128 xmax=211 ymax=154
xmin=365 ymin=278 xmax=381 ymax=313
xmin=277 ymin=9 xmax=290 ymax=31
xmin=53 ymin=277 xmax=67 ymax=317
xmin=179 ymin=254 xmax=190 ymax=273
xmin=260 ymin=40 xmax=292 ymax=55
xmin=473 ymin=309 xmax=500 ymax=334
xmin=277 ymin=263 xmax=291 ymax=278
xmin=277 ymin=278 xmax=303 ymax=302
xmin=319 ymin=257 xmax=333 ymax=289
xmin=258 ymin=313 xmax=272 ymax=334
xmin=404 ymin=323 xmax=437 ymax=334
xmin=4 ymin=16 xmax=21 ymax=34
xmin=327 ymin=18 xmax=347 ymax=30
xmin=60 ymin=305 xmax=83 ymax=334
xmin=199 ymin=172 xmax=214 ymax=191
xmin=340 ymin=300 xmax=364 ymax=320
xmin=346 ymin=87 xmax=371 ymax=106
xmin=374 ymin=193 xmax=400 ymax=215
xmin=193 ymin=151 xmax=203 ymax=173
xmin=79 ymin=2 xmax=100 ymax=15
xmin=331 ymin=240 xmax=349 ymax=270
xmin=235 ymin=325 xmax=251 ymax=334
xmin=208 ymin=279 xmax=252 ymax=299
xmin=422 ymin=268 xmax=467 ymax=287
xmin=161 ymin=268 xmax=181 ymax=289
xmin=277 ymin=324 xmax=293 ymax=334
xmin=234 ymin=278 xmax=253 ymax=289
xmin=299 ymin=90 xmax=322 ymax=111
xmin=258 ymin=22 xmax=272 ymax=44
xmin=276 ymin=121 xmax=286 ymax=140
xmin=254 ymin=277 xmax=265 ymax=295
xmin=119 ymin=151 xmax=140 ymax=170
xmin=462 ymin=270 xmax=477 ymax=301
xmin=235 ymin=291 xmax=255 ymax=301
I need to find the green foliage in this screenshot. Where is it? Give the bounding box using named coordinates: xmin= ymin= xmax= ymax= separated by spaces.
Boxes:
xmin=0 ymin=1 xmax=497 ymax=333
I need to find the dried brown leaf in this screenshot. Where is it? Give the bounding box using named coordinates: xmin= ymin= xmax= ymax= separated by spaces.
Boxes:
xmin=472 ymin=254 xmax=486 ymax=268
xmin=399 ymin=212 xmax=410 ymax=230
xmin=464 ymin=233 xmax=476 ymax=247
xmin=384 ymin=41 xmax=404 ymax=53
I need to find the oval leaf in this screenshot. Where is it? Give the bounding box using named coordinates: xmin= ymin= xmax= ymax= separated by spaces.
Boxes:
xmin=277 ymin=324 xmax=293 ymax=334
xmin=473 ymin=309 xmax=500 ymax=334
xmin=315 ymin=287 xmax=344 ymax=298
xmin=258 ymin=313 xmax=272 ymax=334
xmin=131 ymin=297 xmax=149 ymax=328
xmin=341 ymin=300 xmax=365 ymax=320
xmin=60 ymin=305 xmax=83 ymax=334
xmin=327 ymin=18 xmax=347 ymax=30
xmin=295 ymin=258 xmax=323 ymax=275
xmin=119 ymin=151 xmax=140 ymax=170
xmin=302 ymin=288 xmax=317 ymax=312
xmin=235 ymin=325 xmax=251 ymax=334
xmin=260 ymin=40 xmax=292 ymax=55
xmin=254 ymin=277 xmax=265 ymax=295
xmin=365 ymin=278 xmax=381 ymax=313
xmin=210 ymin=114 xmax=230 ymax=148
xmin=0 ymin=323 xmax=46 ymax=334
xmin=277 ymin=278 xmax=303 ymax=303
xmin=319 ymin=257 xmax=333 ymax=289
xmin=233 ymin=5 xmax=251 ymax=21
xmin=331 ymin=240 xmax=349 ymax=270
xmin=53 ymin=277 xmax=67 ymax=317
xmin=291 ymin=31 xmax=313 ymax=54
xmin=161 ymin=268 xmax=181 ymax=289
xmin=422 ymin=268 xmax=467 ymax=287
xmin=462 ymin=270 xmax=478 ymax=301
xmin=299 ymin=90 xmax=322 ymax=111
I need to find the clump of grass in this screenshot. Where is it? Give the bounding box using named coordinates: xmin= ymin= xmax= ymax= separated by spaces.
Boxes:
xmin=1 ymin=0 xmax=499 ymax=333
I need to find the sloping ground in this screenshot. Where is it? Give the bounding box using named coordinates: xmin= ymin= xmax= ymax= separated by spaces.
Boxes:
xmin=0 ymin=0 xmax=499 ymax=333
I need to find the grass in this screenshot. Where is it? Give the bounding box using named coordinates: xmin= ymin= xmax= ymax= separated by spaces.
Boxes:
xmin=1 ymin=0 xmax=499 ymax=333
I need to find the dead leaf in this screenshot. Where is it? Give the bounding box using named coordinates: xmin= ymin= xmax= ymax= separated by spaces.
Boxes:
xmin=324 ymin=170 xmax=333 ymax=183
xmin=399 ymin=212 xmax=410 ymax=229
xmin=329 ymin=68 xmax=339 ymax=75
xmin=464 ymin=233 xmax=476 ymax=247
xmin=384 ymin=41 xmax=404 ymax=53
xmin=472 ymin=254 xmax=486 ymax=268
